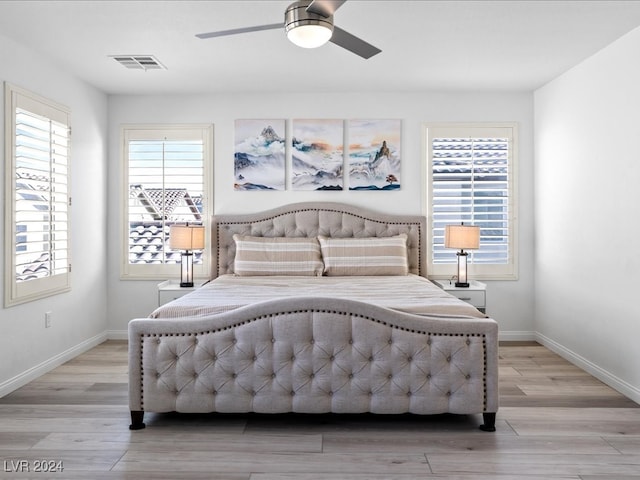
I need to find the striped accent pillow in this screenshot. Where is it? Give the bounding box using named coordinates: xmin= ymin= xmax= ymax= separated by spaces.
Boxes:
xmin=318 ymin=234 xmax=409 ymax=276
xmin=233 ymin=235 xmax=323 ymax=276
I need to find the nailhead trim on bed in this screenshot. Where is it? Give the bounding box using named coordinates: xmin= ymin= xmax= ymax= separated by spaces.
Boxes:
xmin=137 ymin=308 xmax=489 ymax=415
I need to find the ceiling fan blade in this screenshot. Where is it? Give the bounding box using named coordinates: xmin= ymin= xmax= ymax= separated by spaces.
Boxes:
xmin=196 ymin=23 xmax=282 ymax=39
xmin=330 ymin=25 xmax=381 ymax=59
xmin=306 ymin=0 xmax=346 ymax=17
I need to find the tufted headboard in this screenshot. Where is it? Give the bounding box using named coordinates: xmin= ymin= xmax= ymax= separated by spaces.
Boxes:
xmin=211 ymin=202 xmax=427 ymax=279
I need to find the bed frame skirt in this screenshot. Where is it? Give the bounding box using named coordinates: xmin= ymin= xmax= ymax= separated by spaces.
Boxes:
xmin=128 ymin=296 xmax=499 ymax=431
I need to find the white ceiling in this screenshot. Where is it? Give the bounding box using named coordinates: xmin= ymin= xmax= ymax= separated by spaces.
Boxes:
xmin=1 ymin=0 xmax=640 ymax=95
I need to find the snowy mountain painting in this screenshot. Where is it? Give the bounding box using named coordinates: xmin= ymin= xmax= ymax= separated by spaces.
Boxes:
xmin=348 ymin=119 xmax=401 ymax=191
xmin=291 ymin=119 xmax=344 ymax=190
xmin=234 ymin=119 xmax=285 ymax=191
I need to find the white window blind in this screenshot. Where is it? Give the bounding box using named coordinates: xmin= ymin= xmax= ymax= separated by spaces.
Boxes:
xmin=5 ymin=84 xmax=71 ymax=306
xmin=425 ymin=124 xmax=517 ymax=280
xmin=122 ymin=125 xmax=212 ymax=279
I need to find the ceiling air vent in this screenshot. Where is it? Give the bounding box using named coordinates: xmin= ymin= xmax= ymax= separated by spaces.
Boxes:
xmin=110 ymin=55 xmax=166 ymax=70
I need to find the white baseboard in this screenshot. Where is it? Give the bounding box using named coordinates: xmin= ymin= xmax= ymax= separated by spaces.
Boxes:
xmin=499 ymin=330 xmax=536 ymax=342
xmin=107 ymin=329 xmax=128 ymax=340
xmin=0 ymin=332 xmax=108 ymax=398
xmin=536 ymin=332 xmax=640 ymax=405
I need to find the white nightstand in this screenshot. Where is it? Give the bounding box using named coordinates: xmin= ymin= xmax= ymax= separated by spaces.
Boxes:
xmin=431 ymin=279 xmax=486 ymax=313
xmin=157 ymin=280 xmax=202 ymax=307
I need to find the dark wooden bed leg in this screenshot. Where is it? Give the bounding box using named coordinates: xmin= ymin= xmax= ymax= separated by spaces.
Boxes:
xmin=479 ymin=412 xmax=496 ymax=432
xmin=129 ymin=410 xmax=146 ymax=430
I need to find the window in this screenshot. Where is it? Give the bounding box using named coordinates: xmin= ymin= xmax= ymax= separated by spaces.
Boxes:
xmin=424 ymin=123 xmax=518 ymax=280
xmin=4 ymin=84 xmax=71 ymax=307
xmin=121 ymin=125 xmax=213 ymax=280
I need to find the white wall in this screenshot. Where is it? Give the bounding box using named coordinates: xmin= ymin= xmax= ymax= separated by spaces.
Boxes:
xmin=534 ymin=26 xmax=640 ymax=402
xmin=0 ymin=34 xmax=109 ymax=395
xmin=107 ymin=91 xmax=535 ymax=338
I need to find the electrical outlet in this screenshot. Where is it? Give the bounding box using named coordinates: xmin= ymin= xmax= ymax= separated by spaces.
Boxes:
xmin=45 ymin=311 xmax=52 ymax=328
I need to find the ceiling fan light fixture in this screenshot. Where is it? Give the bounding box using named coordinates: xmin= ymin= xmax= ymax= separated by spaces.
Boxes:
xmin=285 ymin=0 xmax=334 ymax=49
xmin=287 ymin=24 xmax=333 ymax=48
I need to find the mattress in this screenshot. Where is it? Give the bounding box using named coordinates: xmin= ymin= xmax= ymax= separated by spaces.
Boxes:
xmin=150 ymin=274 xmax=486 ymax=319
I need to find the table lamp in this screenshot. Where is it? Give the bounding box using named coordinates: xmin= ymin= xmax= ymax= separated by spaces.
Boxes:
xmin=444 ymin=223 xmax=480 ymax=287
xmin=169 ymin=224 xmax=205 ymax=287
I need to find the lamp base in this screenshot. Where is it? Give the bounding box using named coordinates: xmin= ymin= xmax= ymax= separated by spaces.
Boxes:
xmin=455 ymin=250 xmax=469 ymax=288
xmin=179 ymin=251 xmax=194 ymax=288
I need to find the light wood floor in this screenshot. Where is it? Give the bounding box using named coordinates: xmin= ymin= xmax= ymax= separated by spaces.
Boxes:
xmin=1 ymin=340 xmax=639 ymax=479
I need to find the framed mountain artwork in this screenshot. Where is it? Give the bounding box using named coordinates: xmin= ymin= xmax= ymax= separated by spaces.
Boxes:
xmin=348 ymin=119 xmax=401 ymax=191
xmin=291 ymin=119 xmax=344 ymax=191
xmin=234 ymin=119 xmax=286 ymax=191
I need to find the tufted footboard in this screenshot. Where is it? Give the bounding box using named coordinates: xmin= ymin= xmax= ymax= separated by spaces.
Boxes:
xmin=128 ymin=297 xmax=499 ymax=431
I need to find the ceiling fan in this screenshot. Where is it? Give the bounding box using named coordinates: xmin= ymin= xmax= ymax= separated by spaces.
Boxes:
xmin=195 ymin=0 xmax=381 ymax=59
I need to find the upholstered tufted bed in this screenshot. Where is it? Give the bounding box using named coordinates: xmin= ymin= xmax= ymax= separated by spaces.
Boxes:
xmin=128 ymin=202 xmax=499 ymax=431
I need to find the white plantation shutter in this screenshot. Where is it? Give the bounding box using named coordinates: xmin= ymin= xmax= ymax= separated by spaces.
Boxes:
xmin=425 ymin=124 xmax=518 ymax=280
xmin=121 ymin=125 xmax=213 ymax=279
xmin=5 ymin=84 xmax=71 ymax=306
